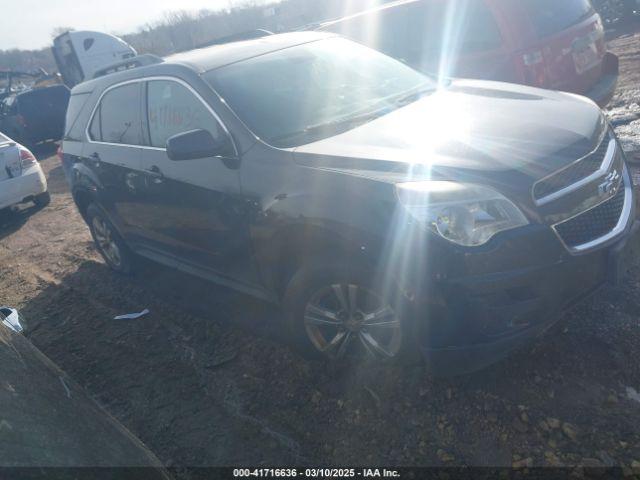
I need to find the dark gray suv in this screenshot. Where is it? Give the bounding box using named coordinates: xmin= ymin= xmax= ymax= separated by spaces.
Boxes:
xmin=61 ymin=32 xmax=640 ymax=374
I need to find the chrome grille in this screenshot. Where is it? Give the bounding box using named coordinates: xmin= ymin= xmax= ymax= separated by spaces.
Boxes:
xmin=554 ymin=184 xmax=627 ymax=250
xmin=533 ymin=134 xmax=614 ymax=205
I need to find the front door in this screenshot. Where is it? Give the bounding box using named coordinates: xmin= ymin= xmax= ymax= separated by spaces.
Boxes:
xmin=137 ymin=78 xmax=258 ymax=284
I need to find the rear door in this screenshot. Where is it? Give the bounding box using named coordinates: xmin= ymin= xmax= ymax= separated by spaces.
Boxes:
xmin=83 ymin=82 xmax=147 ymax=241
xmin=518 ymin=0 xmax=605 ymax=93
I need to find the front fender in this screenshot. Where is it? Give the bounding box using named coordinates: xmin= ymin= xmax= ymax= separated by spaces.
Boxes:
xmin=251 ymin=185 xmax=411 ymax=296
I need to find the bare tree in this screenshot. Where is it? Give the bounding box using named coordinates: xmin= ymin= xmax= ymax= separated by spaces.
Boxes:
xmin=10 ymin=0 xmax=389 ymax=72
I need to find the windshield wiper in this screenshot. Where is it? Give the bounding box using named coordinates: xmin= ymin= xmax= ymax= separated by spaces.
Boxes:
xmin=390 ymin=83 xmax=438 ymax=108
xmin=272 ymin=83 xmax=439 ymax=145
xmin=272 ymin=108 xmax=390 ymax=144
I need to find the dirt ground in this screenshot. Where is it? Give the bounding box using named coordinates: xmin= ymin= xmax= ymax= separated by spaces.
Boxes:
xmin=2 ymin=30 xmax=640 ymax=474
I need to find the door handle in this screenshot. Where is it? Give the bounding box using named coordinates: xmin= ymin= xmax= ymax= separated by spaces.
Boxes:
xmin=146 ymin=165 xmax=165 ymax=183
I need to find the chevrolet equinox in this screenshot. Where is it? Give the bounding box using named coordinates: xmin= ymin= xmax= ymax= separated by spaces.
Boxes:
xmin=62 ymin=32 xmax=640 ymax=374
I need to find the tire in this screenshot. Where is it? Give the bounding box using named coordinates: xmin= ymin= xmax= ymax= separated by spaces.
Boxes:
xmin=283 ymin=258 xmax=419 ymax=365
xmin=86 ymin=204 xmax=134 ymax=274
xmin=33 ymin=191 xmax=51 ymax=208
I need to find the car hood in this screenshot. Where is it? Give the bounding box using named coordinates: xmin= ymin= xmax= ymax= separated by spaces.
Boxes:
xmin=293 ymin=79 xmax=606 ymax=183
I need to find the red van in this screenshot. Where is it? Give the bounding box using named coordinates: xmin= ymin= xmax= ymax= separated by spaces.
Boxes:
xmin=318 ymin=0 xmax=619 ymax=106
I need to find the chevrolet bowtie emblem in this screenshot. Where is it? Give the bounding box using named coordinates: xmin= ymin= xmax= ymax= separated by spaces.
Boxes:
xmin=598 ymin=169 xmax=621 ymax=197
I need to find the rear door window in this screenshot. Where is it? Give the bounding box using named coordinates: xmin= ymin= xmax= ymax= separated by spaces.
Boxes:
xmin=89 ymin=83 xmax=144 ymax=145
xmin=145 ymin=80 xmax=227 ymax=149
xmin=520 ymin=0 xmax=594 ymax=37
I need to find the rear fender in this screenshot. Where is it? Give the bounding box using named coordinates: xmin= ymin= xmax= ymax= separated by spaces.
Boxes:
xmin=72 ymin=161 xmax=103 ymax=193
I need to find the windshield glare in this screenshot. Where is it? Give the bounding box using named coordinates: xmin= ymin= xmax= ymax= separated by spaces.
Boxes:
xmin=205 ymin=38 xmax=431 ymax=148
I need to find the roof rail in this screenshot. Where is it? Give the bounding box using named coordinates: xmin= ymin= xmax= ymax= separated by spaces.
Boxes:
xmin=93 ymin=54 xmax=163 ymax=80
xmin=195 ymin=29 xmax=274 ymax=49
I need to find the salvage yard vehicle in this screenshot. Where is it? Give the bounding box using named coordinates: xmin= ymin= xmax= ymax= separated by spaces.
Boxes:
xmin=0 ymin=85 xmax=70 ymax=146
xmin=0 ymin=132 xmax=49 ymax=211
xmin=0 ymin=308 xmax=171 ymax=474
xmin=62 ymin=32 xmax=640 ymax=374
xmin=318 ymin=0 xmax=620 ymax=106
xmin=53 ymin=30 xmax=138 ymax=88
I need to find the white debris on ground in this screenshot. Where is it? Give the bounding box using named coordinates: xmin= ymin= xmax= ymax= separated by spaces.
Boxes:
xmin=113 ymin=309 xmax=150 ymax=320
xmin=614 ymin=120 xmax=640 ymax=160
xmin=626 ymin=386 xmax=640 ymax=404
xmin=608 ymin=99 xmax=640 ymax=161
xmin=606 ymin=81 xmax=640 ymax=160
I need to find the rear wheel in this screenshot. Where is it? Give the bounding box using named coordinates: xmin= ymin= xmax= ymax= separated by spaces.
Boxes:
xmin=86 ymin=204 xmax=134 ymax=274
xmin=284 ymin=259 xmax=418 ymax=364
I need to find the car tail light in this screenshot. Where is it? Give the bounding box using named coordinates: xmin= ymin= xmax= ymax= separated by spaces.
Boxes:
xmin=19 ymin=147 xmax=37 ymax=169
xmin=56 ymin=145 xmax=63 ymax=162
xmin=519 ymin=49 xmax=547 ymax=87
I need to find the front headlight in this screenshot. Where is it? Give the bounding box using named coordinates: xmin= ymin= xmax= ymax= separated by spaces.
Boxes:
xmin=395 ymin=181 xmax=529 ymax=247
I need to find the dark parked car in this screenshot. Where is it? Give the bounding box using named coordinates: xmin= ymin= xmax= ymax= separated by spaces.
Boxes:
xmin=318 ymin=0 xmax=619 ymax=106
xmin=61 ymin=32 xmax=639 ymax=374
xmin=0 ymin=85 xmax=70 ymax=147
xmin=0 ymin=308 xmax=170 ymax=474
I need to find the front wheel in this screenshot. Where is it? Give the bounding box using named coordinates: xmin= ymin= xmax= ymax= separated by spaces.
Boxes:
xmin=283 ymin=260 xmax=418 ymax=364
xmin=86 ymin=204 xmax=134 ymax=274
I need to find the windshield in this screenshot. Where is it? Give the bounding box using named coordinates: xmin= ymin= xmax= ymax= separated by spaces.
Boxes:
xmin=205 ymin=38 xmax=432 ymax=148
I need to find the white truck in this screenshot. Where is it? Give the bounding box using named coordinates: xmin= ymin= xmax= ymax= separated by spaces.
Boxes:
xmin=52 ymin=31 xmax=137 ymax=88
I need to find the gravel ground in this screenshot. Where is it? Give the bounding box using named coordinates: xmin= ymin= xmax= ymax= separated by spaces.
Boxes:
xmin=1 ymin=29 xmax=640 ymax=474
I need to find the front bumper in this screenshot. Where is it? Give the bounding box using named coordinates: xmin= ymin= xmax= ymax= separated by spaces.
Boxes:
xmin=403 ymin=157 xmax=640 ymax=375
xmin=420 ymin=219 xmax=640 ymax=375
xmin=0 ymin=166 xmax=48 ymax=210
xmin=586 ymin=52 xmax=619 ymax=107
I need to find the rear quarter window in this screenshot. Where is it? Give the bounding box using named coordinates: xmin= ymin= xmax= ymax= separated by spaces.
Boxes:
xmin=65 ymin=92 xmax=91 ymax=141
xmin=520 ymin=0 xmax=594 ymax=37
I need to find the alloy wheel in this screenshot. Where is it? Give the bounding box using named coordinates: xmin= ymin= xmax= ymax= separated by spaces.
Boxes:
xmin=92 ymin=216 xmax=122 ymax=268
xmin=304 ymin=283 xmax=402 ymax=361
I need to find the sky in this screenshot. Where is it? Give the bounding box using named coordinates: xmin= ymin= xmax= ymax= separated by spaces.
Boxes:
xmin=1 ymin=0 xmax=252 ymax=51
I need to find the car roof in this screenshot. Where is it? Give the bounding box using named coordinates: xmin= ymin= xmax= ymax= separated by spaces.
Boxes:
xmin=164 ymin=31 xmax=334 ymax=73
xmin=73 ymin=31 xmax=335 ymax=95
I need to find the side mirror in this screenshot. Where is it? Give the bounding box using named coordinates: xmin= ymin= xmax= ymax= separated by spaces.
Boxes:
xmin=166 ymin=129 xmax=234 ymax=161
